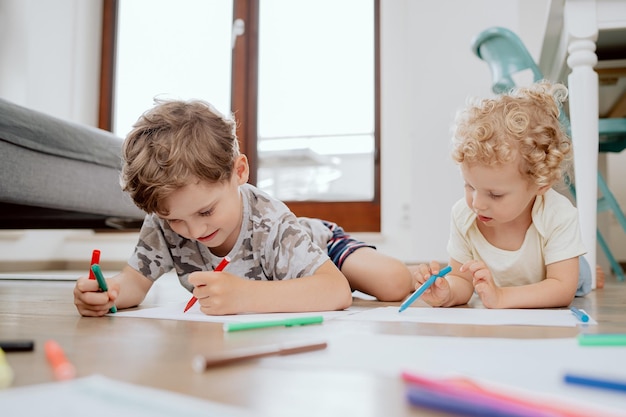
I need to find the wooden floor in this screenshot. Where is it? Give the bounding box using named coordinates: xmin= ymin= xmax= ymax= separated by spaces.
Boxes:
xmin=1 ymin=272 xmax=626 ymax=416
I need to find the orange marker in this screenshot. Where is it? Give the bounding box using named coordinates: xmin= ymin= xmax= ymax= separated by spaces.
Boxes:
xmin=184 ymin=256 xmax=230 ymax=313
xmin=88 ymin=249 xmax=101 ymax=280
xmin=44 ymin=340 xmax=76 ymax=381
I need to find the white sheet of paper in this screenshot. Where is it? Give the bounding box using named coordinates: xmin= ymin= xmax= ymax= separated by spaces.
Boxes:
xmin=0 ymin=374 xmax=253 ymax=417
xmin=265 ymin=333 xmax=626 ymax=415
xmin=340 ymin=306 xmax=597 ymax=327
xmin=112 ymin=302 xmax=358 ymax=323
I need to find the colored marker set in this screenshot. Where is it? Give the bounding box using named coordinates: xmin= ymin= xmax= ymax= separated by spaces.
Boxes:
xmin=403 ymin=370 xmax=606 ymax=417
xmin=1 ymin=339 xmax=76 ymax=387
xmin=0 ymin=340 xmax=36 ymax=388
xmin=404 ymin=370 xmax=626 ymax=416
xmin=403 ymin=331 xmax=626 ymax=415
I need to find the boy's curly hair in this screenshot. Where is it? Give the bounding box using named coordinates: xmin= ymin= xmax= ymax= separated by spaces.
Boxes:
xmin=121 ymin=99 xmax=239 ymax=215
xmin=451 ymin=81 xmax=572 ymax=188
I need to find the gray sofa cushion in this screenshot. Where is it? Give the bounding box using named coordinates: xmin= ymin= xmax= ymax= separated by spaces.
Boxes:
xmin=0 ymin=98 xmax=145 ymax=223
xmin=0 ymin=97 xmax=123 ymax=169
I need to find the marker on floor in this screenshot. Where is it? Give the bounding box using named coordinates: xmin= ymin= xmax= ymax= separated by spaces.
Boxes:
xmin=44 ymin=340 xmax=76 ymax=381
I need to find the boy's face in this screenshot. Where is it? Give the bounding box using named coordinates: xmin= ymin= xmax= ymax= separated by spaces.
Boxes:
xmin=161 ymin=155 xmax=249 ymax=257
xmin=460 ymin=159 xmax=548 ymax=229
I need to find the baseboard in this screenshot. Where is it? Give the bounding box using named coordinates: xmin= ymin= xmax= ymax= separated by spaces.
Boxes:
xmin=0 ymin=259 xmax=128 ymax=273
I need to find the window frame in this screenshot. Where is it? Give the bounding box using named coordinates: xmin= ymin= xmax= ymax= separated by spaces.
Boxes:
xmin=98 ymin=0 xmax=381 ymax=232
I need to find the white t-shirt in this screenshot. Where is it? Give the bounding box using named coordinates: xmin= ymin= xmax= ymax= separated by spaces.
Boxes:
xmin=446 ymin=189 xmax=586 ymax=287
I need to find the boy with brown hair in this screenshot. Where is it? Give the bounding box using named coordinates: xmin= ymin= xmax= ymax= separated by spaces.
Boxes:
xmin=74 ymin=99 xmax=415 ymax=316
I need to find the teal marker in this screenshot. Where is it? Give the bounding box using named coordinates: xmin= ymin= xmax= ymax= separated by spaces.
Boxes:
xmin=578 ymin=333 xmax=626 ymax=346
xmin=570 ymin=306 xmax=589 ymax=323
xmin=223 ymin=316 xmax=323 ymax=332
xmin=91 ymin=264 xmax=117 ymax=313
xmin=399 ymin=265 xmax=452 ymax=313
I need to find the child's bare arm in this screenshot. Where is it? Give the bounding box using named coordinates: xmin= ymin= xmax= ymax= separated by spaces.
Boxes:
xmin=188 ymin=259 xmax=353 ymax=315
xmin=73 ymin=265 xmax=153 ymax=316
xmin=108 ymin=265 xmax=154 ymax=309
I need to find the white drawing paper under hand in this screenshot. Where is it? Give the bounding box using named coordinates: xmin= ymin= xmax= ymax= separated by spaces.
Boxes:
xmin=339 ymin=306 xmax=597 ymax=327
xmin=111 ymin=302 xmax=356 ymax=323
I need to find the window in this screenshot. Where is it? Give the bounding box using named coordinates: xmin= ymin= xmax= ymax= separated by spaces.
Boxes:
xmin=113 ymin=0 xmax=233 ymax=138
xmin=100 ymin=0 xmax=380 ymax=231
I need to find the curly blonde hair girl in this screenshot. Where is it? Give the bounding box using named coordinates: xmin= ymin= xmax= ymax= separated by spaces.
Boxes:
xmin=121 ymin=99 xmax=239 ymax=216
xmin=451 ymin=81 xmax=572 ymax=188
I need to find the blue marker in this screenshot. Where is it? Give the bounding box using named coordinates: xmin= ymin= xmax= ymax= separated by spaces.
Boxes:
xmin=564 ymin=373 xmax=626 ymax=394
xmin=570 ymin=306 xmax=589 ymax=323
xmin=399 ymin=265 xmax=452 ymax=312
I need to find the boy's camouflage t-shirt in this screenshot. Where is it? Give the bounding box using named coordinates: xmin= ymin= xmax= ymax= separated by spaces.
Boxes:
xmin=128 ymin=183 xmax=332 ymax=292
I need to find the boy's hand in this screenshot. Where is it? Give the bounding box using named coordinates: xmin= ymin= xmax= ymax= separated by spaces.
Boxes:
xmin=461 ymin=260 xmax=502 ymax=308
xmin=188 ymin=271 xmax=246 ymax=315
xmin=410 ymin=261 xmax=453 ymax=307
xmin=73 ymin=276 xmax=119 ymax=317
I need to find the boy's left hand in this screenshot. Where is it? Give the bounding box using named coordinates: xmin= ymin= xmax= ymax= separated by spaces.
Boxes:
xmin=461 ymin=260 xmax=502 ymax=308
xmin=188 ymin=271 xmax=246 ymax=315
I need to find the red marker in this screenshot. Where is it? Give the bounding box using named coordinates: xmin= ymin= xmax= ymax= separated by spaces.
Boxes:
xmin=183 ymin=256 xmax=230 ymax=313
xmin=44 ymin=340 xmax=76 ymax=381
xmin=88 ymin=249 xmax=101 ymax=280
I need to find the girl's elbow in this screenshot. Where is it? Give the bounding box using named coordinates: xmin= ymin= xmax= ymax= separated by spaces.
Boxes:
xmin=553 ymin=287 xmax=577 ymax=308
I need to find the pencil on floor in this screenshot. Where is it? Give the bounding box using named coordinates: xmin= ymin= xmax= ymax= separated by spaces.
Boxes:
xmin=192 ymin=341 xmax=327 ymax=371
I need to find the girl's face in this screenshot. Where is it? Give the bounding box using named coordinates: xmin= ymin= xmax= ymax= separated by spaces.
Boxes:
xmin=161 ymin=155 xmax=249 ymax=257
xmin=461 ymin=159 xmax=548 ymax=229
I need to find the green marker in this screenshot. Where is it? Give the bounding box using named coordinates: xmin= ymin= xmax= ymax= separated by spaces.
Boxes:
xmin=578 ymin=333 xmax=626 ymax=346
xmin=91 ymin=264 xmax=117 ymax=314
xmin=223 ymin=316 xmax=323 ymax=332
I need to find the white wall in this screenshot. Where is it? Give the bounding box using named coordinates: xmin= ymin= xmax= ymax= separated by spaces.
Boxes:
xmin=0 ymin=0 xmax=102 ymax=122
xmin=1 ymin=0 xmax=624 ymax=268
xmin=379 ymin=0 xmax=552 ymax=262
xmin=0 ymin=0 xmax=120 ymax=267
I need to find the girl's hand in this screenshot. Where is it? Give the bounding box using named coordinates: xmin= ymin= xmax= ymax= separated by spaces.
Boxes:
xmin=410 ymin=261 xmax=452 ymax=307
xmin=73 ymin=276 xmax=119 ymax=317
xmin=461 ymin=260 xmax=502 ymax=308
xmin=188 ymin=271 xmax=246 ymax=315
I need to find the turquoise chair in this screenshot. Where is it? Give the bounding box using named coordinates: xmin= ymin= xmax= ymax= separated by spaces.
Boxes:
xmin=471 ymin=26 xmax=626 ymax=281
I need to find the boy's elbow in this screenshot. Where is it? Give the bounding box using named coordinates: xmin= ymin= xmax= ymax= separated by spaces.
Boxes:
xmin=332 ymin=282 xmax=353 ymax=310
xmin=339 ymin=293 xmax=353 ymax=310
xmin=375 ymin=283 xmax=412 ymax=302
xmin=373 ymin=264 xmax=414 ymax=302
